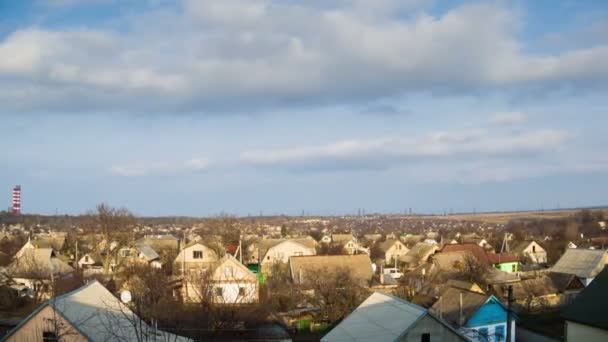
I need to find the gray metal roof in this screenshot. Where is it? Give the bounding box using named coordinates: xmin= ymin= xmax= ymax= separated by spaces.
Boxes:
xmin=3 ymin=280 xmax=191 ymax=341
xmin=551 ymin=248 xmax=607 ymax=279
xmin=321 ymin=292 xmax=426 ymax=342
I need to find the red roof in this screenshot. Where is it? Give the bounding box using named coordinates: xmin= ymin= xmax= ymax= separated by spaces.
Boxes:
xmin=441 ymin=244 xmax=489 ymax=265
xmin=225 ymin=245 xmax=239 ymax=254
xmin=486 ymin=253 xmax=519 ymax=264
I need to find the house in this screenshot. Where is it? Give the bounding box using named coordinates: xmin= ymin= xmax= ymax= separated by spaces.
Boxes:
xmin=401 ymin=234 xmax=425 ymax=246
xmin=76 ymin=252 xmax=103 ymax=276
xmin=430 ymin=287 xmax=515 ymax=342
xmin=511 ymin=241 xmax=547 ymax=264
xmin=173 ymin=242 xmax=220 ymax=274
xmin=7 ymin=247 xmax=74 ymax=297
xmin=331 ymin=233 xmax=359 ymax=254
xmin=139 ymin=234 xmax=180 ymax=252
xmin=363 ymin=234 xmax=383 ymax=243
xmin=322 ymin=292 xmax=466 ymax=342
xmin=258 ymin=238 xmax=317 ymax=270
xmin=182 ymin=254 xmax=259 ymax=304
xmin=486 ymin=253 xmax=519 ymax=273
xmin=441 ymin=244 xmax=490 ymax=266
xmin=491 ymin=272 xmax=584 ymax=312
xmin=289 ymin=254 xmax=373 ymax=286
xmin=2 ymin=280 xmax=190 ymax=342
xmin=567 ymin=241 xmax=578 ymax=249
xmin=551 ymin=249 xmax=608 ymax=286
xmin=402 ymin=242 xmax=439 ymax=268
xmin=116 ymin=243 xmax=163 ymax=269
xmin=378 ymin=239 xmax=409 ymax=265
xmin=562 ymin=267 xmax=608 ymax=341
xmin=15 ymin=236 xmax=66 ymax=258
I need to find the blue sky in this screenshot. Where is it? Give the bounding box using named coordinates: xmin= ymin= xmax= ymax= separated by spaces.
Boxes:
xmin=1 ymin=0 xmax=607 ymax=216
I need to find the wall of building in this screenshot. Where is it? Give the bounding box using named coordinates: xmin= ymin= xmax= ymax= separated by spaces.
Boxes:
xmin=175 ymin=244 xmax=219 ymax=267
xmin=401 ymin=314 xmax=464 ymax=341
xmin=496 ymin=262 xmax=518 ymax=273
xmin=385 ymin=242 xmax=409 ymax=265
xmin=566 ymin=321 xmax=608 ymax=342
xmin=5 ymin=305 xmax=87 ymax=342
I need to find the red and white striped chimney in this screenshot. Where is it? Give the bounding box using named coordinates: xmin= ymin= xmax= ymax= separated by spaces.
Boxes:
xmin=12 ymin=185 xmax=21 ymax=215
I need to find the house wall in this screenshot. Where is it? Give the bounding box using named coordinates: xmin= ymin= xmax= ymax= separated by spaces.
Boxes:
xmin=261 ymin=241 xmax=315 ymax=265
xmin=213 ymin=282 xmax=258 ymax=303
xmin=566 ymin=321 xmax=608 ymax=342
xmin=5 ymin=305 xmax=87 ymax=342
xmin=463 ymin=322 xmax=515 ymax=342
xmin=174 ymin=244 xmax=219 ymax=272
xmin=384 ymin=242 xmax=409 ymax=265
xmin=400 ymin=314 xmax=464 ymax=341
xmin=496 ymin=262 xmax=518 ymax=273
xmin=521 ymin=242 xmax=547 ymax=264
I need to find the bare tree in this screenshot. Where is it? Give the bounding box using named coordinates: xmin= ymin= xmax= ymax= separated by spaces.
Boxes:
xmin=305 ymin=267 xmax=369 ymax=323
xmin=83 ymin=203 xmax=135 ymax=274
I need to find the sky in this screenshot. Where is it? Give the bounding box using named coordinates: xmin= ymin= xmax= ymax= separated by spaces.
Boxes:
xmin=0 ymin=0 xmax=607 ymax=217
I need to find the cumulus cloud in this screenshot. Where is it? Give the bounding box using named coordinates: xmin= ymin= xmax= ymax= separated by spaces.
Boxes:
xmin=0 ymin=1 xmax=607 ymax=113
xmin=489 ymin=112 xmax=528 ymax=125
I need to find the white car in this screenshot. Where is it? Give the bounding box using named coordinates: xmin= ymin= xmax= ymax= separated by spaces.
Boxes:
xmin=383 ymin=268 xmax=403 ymax=279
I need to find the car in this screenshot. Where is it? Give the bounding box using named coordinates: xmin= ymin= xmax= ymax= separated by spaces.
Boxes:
xmin=383 ymin=267 xmax=403 ymax=279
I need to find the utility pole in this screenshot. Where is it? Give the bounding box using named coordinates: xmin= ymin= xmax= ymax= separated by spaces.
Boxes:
xmin=506 ymin=285 xmax=513 ymax=342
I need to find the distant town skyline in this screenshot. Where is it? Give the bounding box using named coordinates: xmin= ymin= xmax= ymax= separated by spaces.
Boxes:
xmin=1 ymin=1 xmax=608 ymax=216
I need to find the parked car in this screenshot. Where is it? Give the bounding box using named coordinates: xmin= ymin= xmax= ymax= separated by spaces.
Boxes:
xmin=383 ymin=267 xmax=403 ymax=279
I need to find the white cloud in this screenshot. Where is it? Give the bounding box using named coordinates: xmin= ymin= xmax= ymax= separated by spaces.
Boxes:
xmin=109 ymin=158 xmax=210 ymax=177
xmin=239 ymin=128 xmax=569 ymax=170
xmin=1 ymin=2 xmax=607 ymax=113
xmin=489 ymin=112 xmax=528 ymax=125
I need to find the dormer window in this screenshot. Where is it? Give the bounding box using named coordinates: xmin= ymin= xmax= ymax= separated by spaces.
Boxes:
xmin=193 ymin=251 xmax=203 ymax=259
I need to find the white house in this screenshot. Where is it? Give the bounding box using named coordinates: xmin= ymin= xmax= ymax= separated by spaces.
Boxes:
xmin=173 ymin=242 xmax=220 ymax=274
xmin=261 ymin=239 xmax=317 ymax=265
xmin=331 ymin=233 xmax=359 ymax=254
xmin=182 ymin=254 xmax=259 ymax=304
xmin=377 ymin=239 xmax=409 ymax=265
xmin=512 ymin=241 xmax=548 ymax=264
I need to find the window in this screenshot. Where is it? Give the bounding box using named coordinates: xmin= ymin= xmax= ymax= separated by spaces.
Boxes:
xmin=215 ymin=287 xmax=223 ymax=297
xmin=85 ymin=255 xmax=89 ymax=262
xmin=495 ymin=325 xmax=505 ymax=342
xmin=239 ymin=287 xmax=246 ymax=296
xmin=43 ymin=332 xmax=58 ymax=342
xmin=398 ymin=244 xmax=402 ymax=250
xmin=532 ymin=245 xmax=536 ymax=253
xmin=511 ymin=264 xmax=516 ymax=272
xmin=294 ymin=252 xmax=303 ymax=256
xmin=193 ymin=250 xmax=203 ymax=259
xmin=478 ymin=327 xmax=489 ymax=342
xmin=224 ymin=266 xmax=234 ymax=278
xmin=420 ymin=333 xmax=430 ymax=342
xmin=121 ymin=249 xmax=131 ymax=257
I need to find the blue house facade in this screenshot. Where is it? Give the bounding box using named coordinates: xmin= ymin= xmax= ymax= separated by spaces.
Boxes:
xmin=430 ymin=289 xmax=515 ymax=342
xmin=464 ymin=296 xmax=514 ymax=342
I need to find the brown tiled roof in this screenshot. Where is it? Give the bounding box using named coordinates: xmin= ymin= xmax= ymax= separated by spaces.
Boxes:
xmin=289 ymin=254 xmax=373 ymax=285
xmin=441 ymin=244 xmax=489 ymax=266
xmin=486 ymin=253 xmax=519 ymax=264
xmin=430 ymin=287 xmax=489 ymax=327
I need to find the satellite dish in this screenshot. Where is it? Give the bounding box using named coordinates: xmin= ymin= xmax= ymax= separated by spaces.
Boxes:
xmin=120 ymin=290 xmax=132 ymax=304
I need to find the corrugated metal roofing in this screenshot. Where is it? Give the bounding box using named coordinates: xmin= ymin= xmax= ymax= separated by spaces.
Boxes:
xmin=321 ymin=292 xmax=426 ymax=342
xmin=551 ymin=249 xmax=607 ymax=279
